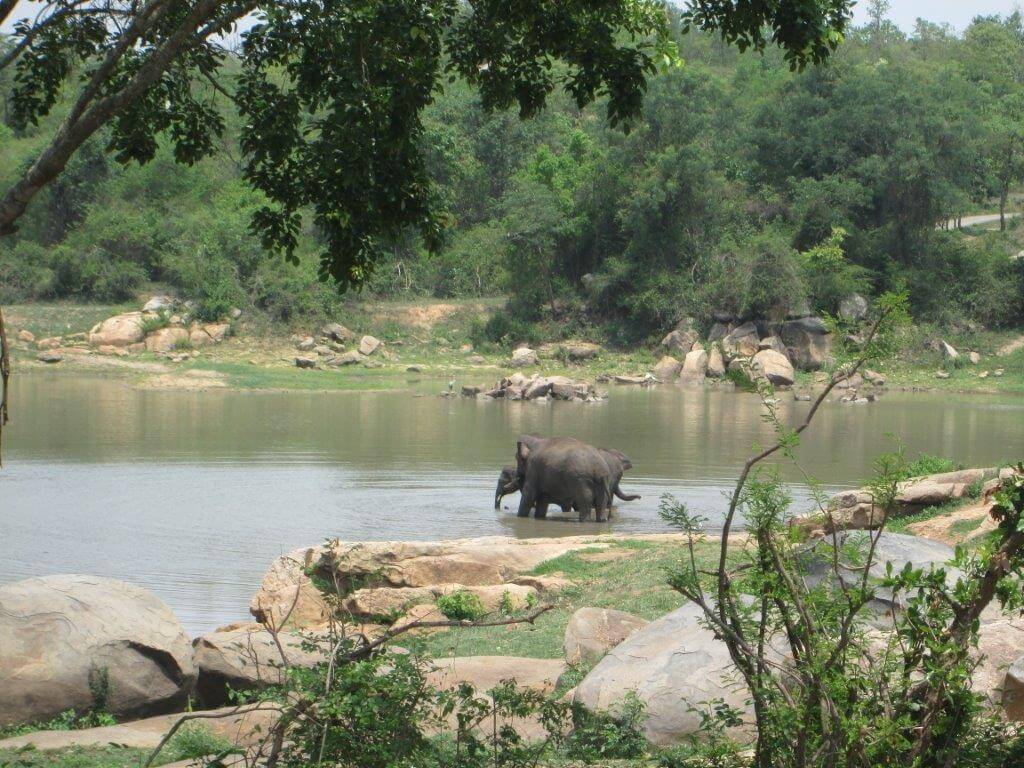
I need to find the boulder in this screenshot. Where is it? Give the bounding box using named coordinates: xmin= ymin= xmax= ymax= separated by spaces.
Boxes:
xmin=0 ymin=575 xmax=196 ymax=727
xmin=142 ymin=296 xmax=174 ymax=313
xmin=36 ymin=336 xmax=61 ymax=350
xmin=204 ymin=323 xmax=230 ymax=343
xmin=296 ymin=336 xmax=316 ymax=351
xmin=359 ymin=335 xmax=382 ymax=356
xmin=564 ymin=608 xmax=648 ymax=664
xmin=680 ymin=349 xmax=708 ymax=381
xmin=295 ymin=357 xmax=318 ymax=369
xmin=328 ymin=350 xmax=364 ymax=366
xmin=968 ymin=351 xmax=981 ymax=365
xmin=574 ymin=601 xmax=777 ymax=744
xmin=17 ymin=329 xmax=34 ymax=342
xmin=510 ymin=347 xmax=539 ymax=367
xmin=36 ymin=349 xmax=63 ymax=363
xmin=145 ymin=327 xmax=189 ymax=353
xmin=661 ymin=328 xmax=699 ymax=355
xmin=758 ymin=336 xmax=787 ymax=355
xmin=192 ymin=626 xmax=323 ymax=708
xmin=562 ymin=342 xmax=601 ymax=361
xmin=721 ymin=322 xmax=761 ymax=359
xmin=751 ymin=349 xmax=796 ymax=386
xmin=652 ymin=355 xmax=682 ymax=380
xmin=973 ymin=618 xmax=1024 ymax=711
xmin=467 ymin=355 xmax=486 ymax=364
xmin=97 ymin=344 xmax=127 ymax=356
xmin=838 ymin=293 xmax=868 ymax=322
xmin=392 ymin=604 xmax=445 ymax=635
xmin=1004 ymin=655 xmax=1024 ymax=721
xmin=779 ymin=317 xmax=832 ymax=371
xmin=89 ymin=312 xmax=145 ymax=347
xmin=939 ymin=340 xmax=959 ymax=361
xmin=321 ymin=323 xmax=355 ymax=342
xmin=427 ymin=657 xmax=565 ymax=695
xmin=706 ymin=345 xmax=726 ymax=378
xmin=787 ymin=298 xmax=813 ymax=319
xmin=824 ymin=488 xmax=884 ymax=532
xmin=523 ymin=377 xmax=553 ymax=400
xmin=707 ymin=322 xmax=730 ymax=344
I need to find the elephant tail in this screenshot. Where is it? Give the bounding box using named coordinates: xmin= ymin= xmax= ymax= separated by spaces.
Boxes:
xmin=614 ymin=485 xmax=641 ymax=502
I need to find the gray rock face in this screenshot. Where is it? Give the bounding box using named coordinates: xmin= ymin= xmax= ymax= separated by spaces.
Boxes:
xmin=1004 ymin=654 xmax=1024 ymax=721
xmin=142 ymin=296 xmax=175 ymax=313
xmin=510 ymin=347 xmax=539 ymax=367
xmin=779 ymin=317 xmax=832 ymax=371
xmin=661 ymin=328 xmax=699 ymax=355
xmin=574 ymin=601 xmax=770 ymax=745
xmin=192 ymin=626 xmax=322 ymax=708
xmin=721 ymin=322 xmax=761 ymax=359
xmin=751 ymin=349 xmax=795 ymax=386
xmin=564 ymin=608 xmax=648 ymax=664
xmin=838 ymin=293 xmax=868 ymax=322
xmin=321 ymin=323 xmax=355 ymax=342
xmin=706 ymin=345 xmax=726 ymax=378
xmin=680 ymin=349 xmax=708 ymax=380
xmin=359 ymin=335 xmax=382 ymax=356
xmin=652 ymin=355 xmax=682 ymax=381
xmin=0 ymin=575 xmax=196 ymax=727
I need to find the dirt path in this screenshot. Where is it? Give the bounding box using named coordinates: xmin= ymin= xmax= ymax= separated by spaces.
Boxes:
xmin=997 ymin=334 xmax=1024 ymax=357
xmin=943 ymin=211 xmax=1021 ymax=229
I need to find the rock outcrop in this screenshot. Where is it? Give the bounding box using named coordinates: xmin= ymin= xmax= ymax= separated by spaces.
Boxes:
xmin=0 ymin=575 xmax=196 ymax=727
xmin=574 ymin=601 xmax=782 ymax=744
xmin=89 ymin=312 xmax=145 ymax=347
xmin=751 ymin=349 xmax=795 ymax=386
xmin=680 ymin=349 xmax=708 ymax=381
xmin=652 ymin=355 xmax=682 ymax=380
xmin=510 ymin=346 xmax=539 ymax=367
xmin=192 ymin=625 xmax=324 ymax=707
xmin=563 ymin=607 xmax=648 ymax=664
xmin=250 ymin=537 xmax=612 ymax=630
xmin=1004 ymin=654 xmax=1024 ymax=720
xmin=479 ymin=372 xmax=601 ymax=402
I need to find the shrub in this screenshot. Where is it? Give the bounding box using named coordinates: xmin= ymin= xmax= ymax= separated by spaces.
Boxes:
xmin=565 ymin=692 xmax=648 ymax=762
xmin=164 ymin=722 xmax=236 ymax=763
xmin=435 ymin=590 xmax=487 ymax=621
xmin=903 ymin=453 xmax=957 ymax=479
xmin=140 ymin=311 xmax=170 ymax=335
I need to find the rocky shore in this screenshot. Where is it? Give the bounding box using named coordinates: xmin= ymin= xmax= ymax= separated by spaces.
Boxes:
xmin=2 ymin=470 xmax=1023 ymax=756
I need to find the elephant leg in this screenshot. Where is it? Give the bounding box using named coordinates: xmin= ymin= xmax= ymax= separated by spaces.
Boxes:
xmin=534 ymin=498 xmax=550 ymax=519
xmin=594 ymin=484 xmax=611 ymax=522
xmin=518 ymin=485 xmax=536 ymax=518
xmin=576 ymin=488 xmax=594 ymax=522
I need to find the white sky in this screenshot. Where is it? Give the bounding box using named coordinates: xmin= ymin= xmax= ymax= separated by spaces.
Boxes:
xmin=2 ymin=1 xmax=1023 ymax=36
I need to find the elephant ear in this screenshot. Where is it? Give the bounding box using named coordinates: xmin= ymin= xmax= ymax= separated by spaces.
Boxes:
xmin=517 ymin=440 xmax=531 ymax=461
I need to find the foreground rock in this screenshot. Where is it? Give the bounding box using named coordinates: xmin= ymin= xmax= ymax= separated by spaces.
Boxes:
xmin=563 ymin=608 xmax=648 ymax=664
xmin=973 ymin=618 xmax=1024 ymax=715
xmin=574 ymin=601 xmax=775 ymax=745
xmin=251 ymin=536 xmax=620 ymax=629
xmin=0 ymin=706 xmax=277 ymax=752
xmin=192 ymin=625 xmax=325 ymax=708
xmin=427 ymin=656 xmax=565 ymax=695
xmin=1004 ymin=655 xmax=1024 ymax=720
xmin=0 ymin=575 xmax=196 ymax=727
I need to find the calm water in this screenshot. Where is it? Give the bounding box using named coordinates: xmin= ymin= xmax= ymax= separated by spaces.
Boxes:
xmin=2 ymin=371 xmax=1022 ymax=635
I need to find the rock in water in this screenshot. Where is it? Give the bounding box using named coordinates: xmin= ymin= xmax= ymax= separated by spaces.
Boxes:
xmin=706 ymin=345 xmax=726 ymax=378
xmin=0 ymin=575 xmax=196 ymax=727
xmin=652 ymin=355 xmax=682 ymax=380
xmin=564 ymin=608 xmax=648 ymax=664
xmin=779 ymin=316 xmax=832 ymax=371
xmin=680 ymin=349 xmax=708 ymax=380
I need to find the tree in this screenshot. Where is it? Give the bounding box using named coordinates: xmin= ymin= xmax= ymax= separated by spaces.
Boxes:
xmin=0 ymin=0 xmax=854 ymax=458
xmin=984 ymin=92 xmax=1024 ymax=230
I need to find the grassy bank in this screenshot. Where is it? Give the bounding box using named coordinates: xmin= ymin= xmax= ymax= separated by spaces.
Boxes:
xmin=5 ymin=302 xmax=1024 ymax=395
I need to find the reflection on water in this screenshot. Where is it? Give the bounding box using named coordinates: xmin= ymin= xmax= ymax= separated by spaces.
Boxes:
xmin=2 ymin=370 xmax=1022 ymax=634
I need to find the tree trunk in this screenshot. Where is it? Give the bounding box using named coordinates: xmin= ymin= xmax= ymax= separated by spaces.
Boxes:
xmin=0 ymin=304 xmax=10 ymax=467
xmin=1000 ymin=185 xmax=1008 ymax=231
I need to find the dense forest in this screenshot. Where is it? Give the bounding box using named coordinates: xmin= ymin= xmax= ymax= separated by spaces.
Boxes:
xmin=3 ymin=10 xmax=1024 ymax=343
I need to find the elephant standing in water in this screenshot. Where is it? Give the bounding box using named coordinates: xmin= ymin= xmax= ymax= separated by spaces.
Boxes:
xmin=508 ymin=436 xmax=642 ymax=522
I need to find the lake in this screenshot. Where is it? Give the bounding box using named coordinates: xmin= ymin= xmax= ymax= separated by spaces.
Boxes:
xmin=2 ymin=371 xmax=1022 ymax=635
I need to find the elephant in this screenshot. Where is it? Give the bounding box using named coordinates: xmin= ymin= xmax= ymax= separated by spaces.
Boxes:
xmin=495 ymin=445 xmax=640 ymax=515
xmin=512 ymin=436 xmax=614 ymax=522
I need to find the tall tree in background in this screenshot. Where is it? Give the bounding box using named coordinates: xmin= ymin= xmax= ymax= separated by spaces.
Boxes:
xmin=0 ymin=0 xmax=854 ymax=458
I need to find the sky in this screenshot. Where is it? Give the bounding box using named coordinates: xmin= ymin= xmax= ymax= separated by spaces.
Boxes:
xmin=2 ymin=1 xmax=1023 ymax=36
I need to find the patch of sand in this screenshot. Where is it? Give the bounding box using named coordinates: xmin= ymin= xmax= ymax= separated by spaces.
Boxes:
xmin=997 ymin=334 xmax=1024 ymax=357
xmin=373 ymin=302 xmax=489 ymax=330
xmin=144 ymin=369 xmax=228 ymax=390
xmin=906 ymin=501 xmax=996 ymax=546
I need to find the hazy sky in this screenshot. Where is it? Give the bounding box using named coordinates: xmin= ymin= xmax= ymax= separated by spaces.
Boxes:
xmin=2 ymin=1 xmax=1023 ymax=36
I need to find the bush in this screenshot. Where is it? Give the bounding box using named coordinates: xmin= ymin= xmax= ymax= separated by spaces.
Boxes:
xmin=903 ymin=453 xmax=958 ymax=479
xmin=435 ymin=590 xmax=487 ymax=621
xmin=164 ymin=722 xmax=236 ymax=763
xmin=565 ymin=692 xmax=648 ymax=762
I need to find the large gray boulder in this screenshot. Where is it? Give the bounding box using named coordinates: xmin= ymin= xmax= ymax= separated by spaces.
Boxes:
xmin=751 ymin=349 xmax=795 ymax=386
xmin=574 ymin=601 xmax=770 ymax=745
xmin=192 ymin=625 xmax=323 ymax=708
xmin=1004 ymin=654 xmax=1024 ymax=721
xmin=652 ymin=355 xmax=682 ymax=381
xmin=779 ymin=316 xmax=832 ymax=371
xmin=721 ymin=322 xmax=761 ymax=359
xmin=0 ymin=575 xmax=196 ymax=727
xmin=564 ymin=608 xmax=648 ymax=664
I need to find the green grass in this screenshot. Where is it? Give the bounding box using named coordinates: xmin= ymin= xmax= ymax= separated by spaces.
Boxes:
xmin=0 ymin=745 xmax=151 ymax=768
xmin=5 ymin=303 xmax=132 ymax=340
xmin=413 ymin=538 xmax=721 ymax=659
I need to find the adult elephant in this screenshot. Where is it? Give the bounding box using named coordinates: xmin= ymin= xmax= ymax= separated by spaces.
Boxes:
xmin=513 ymin=436 xmax=613 ymax=522
xmin=494 ymin=447 xmax=640 ymax=510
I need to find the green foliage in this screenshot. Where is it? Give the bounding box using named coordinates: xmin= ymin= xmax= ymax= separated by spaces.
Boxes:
xmin=903 ymin=453 xmax=958 ymax=479
xmin=163 ymin=722 xmax=236 ymax=764
xmin=139 ymin=311 xmax=170 ymax=335
xmin=435 ymin=590 xmax=487 ymax=621
xmin=799 ymin=227 xmax=870 ymax=313
xmin=564 ymin=692 xmax=648 ymax=762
